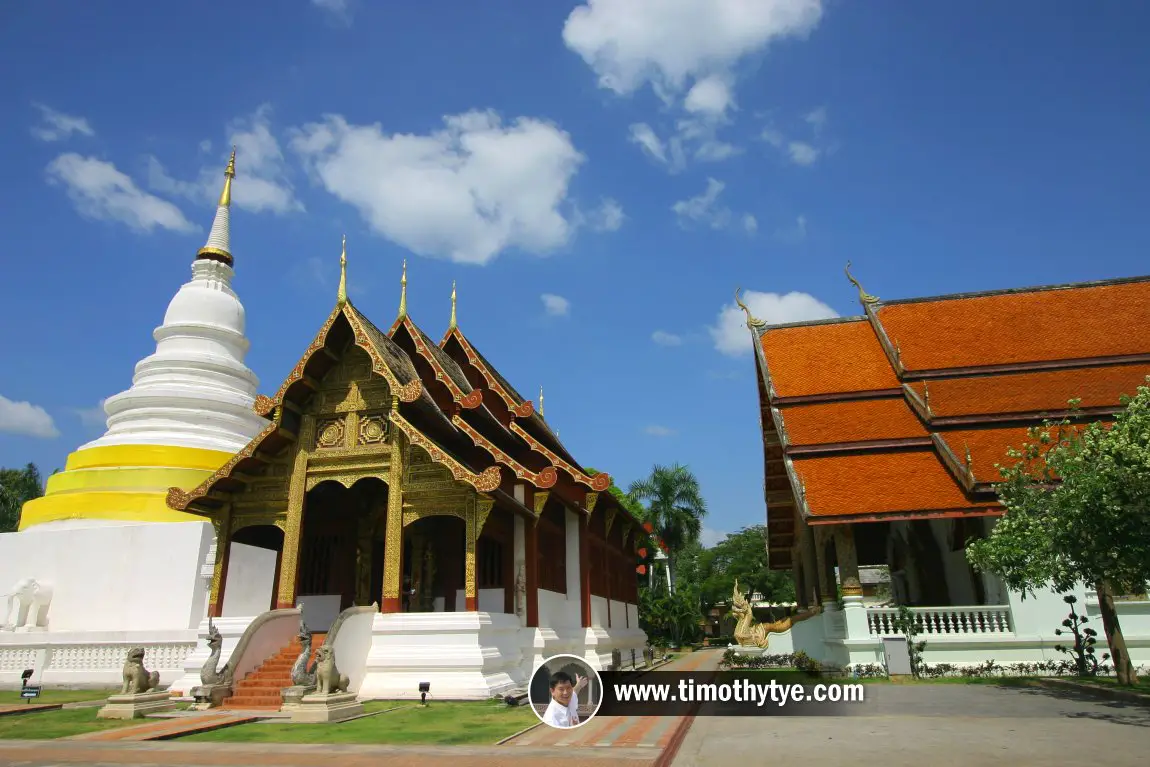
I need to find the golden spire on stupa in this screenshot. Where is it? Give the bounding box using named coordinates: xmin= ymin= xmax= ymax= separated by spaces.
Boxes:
xmin=196 ymin=146 xmax=237 ymax=266
xmin=397 ymin=259 xmax=408 ymax=320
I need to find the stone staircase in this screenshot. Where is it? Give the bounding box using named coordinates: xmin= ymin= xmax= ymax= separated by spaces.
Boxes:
xmin=221 ymin=632 xmax=326 ymax=710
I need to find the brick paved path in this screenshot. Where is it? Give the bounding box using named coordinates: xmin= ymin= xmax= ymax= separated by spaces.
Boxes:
xmin=505 ymin=648 xmax=721 ymax=761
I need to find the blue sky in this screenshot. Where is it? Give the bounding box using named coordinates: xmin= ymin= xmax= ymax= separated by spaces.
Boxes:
xmin=1 ymin=1 xmax=1148 ymax=546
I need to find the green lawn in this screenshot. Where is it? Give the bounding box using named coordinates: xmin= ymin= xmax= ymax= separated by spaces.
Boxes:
xmin=0 ymin=688 xmax=115 ymax=706
xmin=0 ymin=706 xmax=141 ymax=740
xmin=179 ymin=700 xmax=537 ymax=745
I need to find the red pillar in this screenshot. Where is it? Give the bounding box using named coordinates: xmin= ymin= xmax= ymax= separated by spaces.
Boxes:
xmin=580 ymin=516 xmax=592 ymax=628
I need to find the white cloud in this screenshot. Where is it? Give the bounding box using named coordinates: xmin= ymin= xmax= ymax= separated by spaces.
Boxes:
xmin=312 ymin=0 xmax=352 ymax=23
xmin=629 ymin=123 xmax=668 ymax=165
xmin=148 ymin=105 xmax=303 ymax=216
xmin=541 ymin=293 xmax=570 ymax=316
xmin=762 ymin=110 xmax=829 ymax=166
xmin=46 ymin=154 xmax=197 ymax=234
xmin=566 ymin=1 xmax=823 ymax=172
xmin=742 ymin=213 xmax=758 ymax=234
xmin=684 ymin=75 xmax=733 ymax=117
xmin=588 ymin=197 xmax=625 ymax=232
xmin=700 ymin=527 xmax=728 ymax=548
xmin=787 ymin=141 xmax=820 ymax=166
xmin=292 ymin=110 xmax=584 ymax=265
xmin=774 ymin=214 xmax=808 ymax=242
xmin=711 ymin=289 xmax=839 ymax=356
xmin=0 ymin=394 xmax=59 ymax=439
xmin=31 ymin=103 xmax=94 ymax=142
xmin=672 ymin=177 xmax=731 ymax=229
xmin=805 ymin=106 xmax=827 ymax=134
xmin=562 ymin=0 xmax=823 ymax=97
xmin=644 ymin=425 xmax=676 ymax=437
xmin=75 ymin=399 xmax=107 ymax=430
xmin=651 ymin=330 xmax=683 ymax=347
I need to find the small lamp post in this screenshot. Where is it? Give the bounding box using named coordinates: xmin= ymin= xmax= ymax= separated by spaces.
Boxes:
xmin=419 ymin=681 xmax=430 ymax=706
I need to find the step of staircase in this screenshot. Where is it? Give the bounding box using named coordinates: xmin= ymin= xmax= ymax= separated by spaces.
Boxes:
xmin=221 ymin=633 xmax=326 ymax=710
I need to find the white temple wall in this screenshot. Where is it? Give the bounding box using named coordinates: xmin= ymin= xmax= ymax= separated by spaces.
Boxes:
xmin=0 ymin=521 xmax=212 ymax=632
xmin=564 ymin=509 xmax=581 ymax=602
xmin=590 ymin=595 xmax=609 ymax=628
xmin=220 ymin=542 xmax=277 ymax=618
xmin=609 ymin=599 xmax=628 ymax=628
xmin=538 ymin=588 xmax=580 ymax=628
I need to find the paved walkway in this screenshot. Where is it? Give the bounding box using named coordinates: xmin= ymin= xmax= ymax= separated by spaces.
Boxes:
xmin=504 ymin=647 xmax=721 ymax=763
xmin=672 ymin=679 xmax=1150 ymax=767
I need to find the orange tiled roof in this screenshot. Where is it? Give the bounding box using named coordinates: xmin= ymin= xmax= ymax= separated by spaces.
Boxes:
xmin=938 ymin=423 xmax=1090 ymax=484
xmin=760 ymin=319 xmax=898 ymax=397
xmin=909 ymin=365 xmax=1150 ymax=419
xmin=780 ymin=397 xmax=928 ymax=446
xmin=876 ymin=280 xmax=1150 ymax=371
xmin=792 ymin=450 xmax=998 ymax=519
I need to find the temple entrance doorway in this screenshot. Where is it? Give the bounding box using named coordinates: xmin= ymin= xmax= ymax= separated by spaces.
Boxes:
xmin=402 ymin=515 xmax=465 ymax=612
xmin=298 ymin=478 xmax=387 ymax=628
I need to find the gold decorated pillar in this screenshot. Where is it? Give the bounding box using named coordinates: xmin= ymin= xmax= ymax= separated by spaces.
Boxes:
xmin=277 ymin=415 xmax=314 ymax=609
xmin=465 ymin=496 xmax=494 ymax=612
xmin=382 ymin=397 xmax=405 ymax=613
xmin=207 ymin=504 xmax=232 ymax=618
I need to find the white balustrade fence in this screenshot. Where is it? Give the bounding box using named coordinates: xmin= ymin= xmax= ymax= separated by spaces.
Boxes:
xmin=866 ymin=606 xmax=1013 ymax=636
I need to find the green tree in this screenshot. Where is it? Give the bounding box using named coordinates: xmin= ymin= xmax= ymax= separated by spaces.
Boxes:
xmin=0 ymin=463 xmax=45 ymax=533
xmin=966 ymin=382 xmax=1150 ymax=686
xmin=585 ymin=468 xmax=646 ymax=520
xmin=627 ymin=463 xmax=708 ymax=590
xmin=698 ymin=526 xmax=795 ymax=611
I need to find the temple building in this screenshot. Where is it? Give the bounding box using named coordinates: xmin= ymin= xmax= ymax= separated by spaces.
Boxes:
xmin=743 ymin=270 xmax=1150 ymax=669
xmin=0 ymin=154 xmax=646 ymax=699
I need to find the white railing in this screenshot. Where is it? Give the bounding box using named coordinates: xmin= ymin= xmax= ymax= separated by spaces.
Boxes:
xmin=866 ymin=606 xmax=1013 ymax=636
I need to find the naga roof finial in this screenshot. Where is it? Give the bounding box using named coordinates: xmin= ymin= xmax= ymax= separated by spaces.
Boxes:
xmin=397 ymin=259 xmax=408 ymax=321
xmin=336 ymin=235 xmax=348 ymax=308
xmin=539 ymin=386 xmax=545 ymax=419
xmin=734 ymin=288 xmax=767 ymax=330
xmin=448 ymin=280 xmax=457 ymax=331
xmin=844 ymin=260 xmax=881 ymax=308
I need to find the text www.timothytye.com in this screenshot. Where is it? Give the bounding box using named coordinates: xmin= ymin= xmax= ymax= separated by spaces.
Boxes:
xmin=613 ymin=679 xmax=865 ymax=707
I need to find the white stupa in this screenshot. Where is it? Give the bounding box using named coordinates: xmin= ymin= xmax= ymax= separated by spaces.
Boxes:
xmin=20 ymin=149 xmax=267 ymax=529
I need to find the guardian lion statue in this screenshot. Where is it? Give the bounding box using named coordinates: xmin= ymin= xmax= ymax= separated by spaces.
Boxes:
xmin=314 ymin=645 xmax=349 ymax=695
xmin=121 ymin=647 xmax=160 ymax=694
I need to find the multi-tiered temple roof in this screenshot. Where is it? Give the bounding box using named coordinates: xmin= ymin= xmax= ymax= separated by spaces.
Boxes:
xmin=167 ymin=244 xmax=624 ymax=527
xmin=748 ymin=272 xmax=1150 ymax=570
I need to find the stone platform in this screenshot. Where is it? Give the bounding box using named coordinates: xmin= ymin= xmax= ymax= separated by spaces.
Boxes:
xmin=97 ymin=691 xmax=177 ymax=720
xmin=289 ymin=691 xmax=364 ymax=723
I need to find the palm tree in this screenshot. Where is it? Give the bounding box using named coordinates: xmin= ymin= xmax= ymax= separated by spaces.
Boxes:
xmin=0 ymin=463 xmax=44 ymax=533
xmin=627 ymin=463 xmax=707 ymax=592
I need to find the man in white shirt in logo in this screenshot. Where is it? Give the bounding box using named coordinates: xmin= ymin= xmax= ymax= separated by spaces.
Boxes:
xmin=542 ymin=670 xmax=589 ymax=728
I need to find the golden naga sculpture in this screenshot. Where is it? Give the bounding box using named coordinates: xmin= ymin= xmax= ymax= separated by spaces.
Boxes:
xmin=731 ymin=579 xmax=822 ymax=648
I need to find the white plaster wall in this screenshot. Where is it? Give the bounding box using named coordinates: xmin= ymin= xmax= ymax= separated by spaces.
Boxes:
xmin=609 ymin=599 xmax=628 ymax=629
xmin=0 ymin=630 xmax=197 ymax=689
xmin=331 ymin=610 xmax=375 ymax=694
xmin=564 ymin=509 xmax=580 ymax=602
xmin=359 ymin=611 xmax=523 ymax=699
xmin=478 ymin=588 xmax=504 ymax=613
xmin=539 ymin=589 xmax=580 ymax=628
xmin=0 ymin=521 xmax=212 ymax=632
xmin=296 ymin=595 xmax=341 ymax=632
xmin=220 ymin=542 xmax=276 ymax=617
xmin=627 ymin=603 xmax=639 ymax=629
xmin=590 ymin=595 xmax=609 ymax=628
